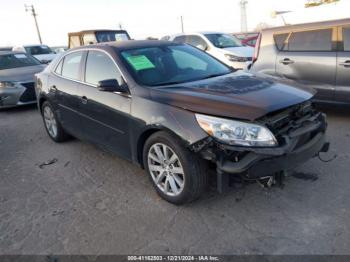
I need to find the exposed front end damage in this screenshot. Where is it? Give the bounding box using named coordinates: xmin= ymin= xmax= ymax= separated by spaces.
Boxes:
xmin=189 ymin=101 xmax=329 ymax=192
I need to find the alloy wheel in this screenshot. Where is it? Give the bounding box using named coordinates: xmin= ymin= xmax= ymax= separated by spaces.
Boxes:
xmin=43 ymin=106 xmax=58 ymax=138
xmin=147 ymin=143 xmax=185 ymax=197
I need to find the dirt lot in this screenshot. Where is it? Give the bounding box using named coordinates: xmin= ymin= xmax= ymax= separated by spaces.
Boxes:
xmin=0 ymin=104 xmax=349 ymax=255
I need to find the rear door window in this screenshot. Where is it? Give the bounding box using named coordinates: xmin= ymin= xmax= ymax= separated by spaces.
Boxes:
xmin=288 ymin=29 xmax=332 ymax=51
xmin=343 ymin=27 xmax=350 ymax=51
xmin=61 ymin=52 xmax=83 ymax=80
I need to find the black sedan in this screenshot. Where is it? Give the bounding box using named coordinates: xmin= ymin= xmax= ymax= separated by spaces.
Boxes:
xmin=35 ymin=41 xmax=328 ymax=204
xmin=0 ymin=51 xmax=45 ymax=108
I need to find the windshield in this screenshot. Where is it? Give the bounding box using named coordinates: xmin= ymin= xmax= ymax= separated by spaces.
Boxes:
xmin=120 ymin=44 xmax=232 ymax=87
xmin=25 ymin=45 xmax=54 ymax=55
xmin=205 ymin=33 xmax=243 ymax=48
xmin=96 ymin=31 xmax=130 ymax=43
xmin=0 ymin=53 xmax=41 ymax=70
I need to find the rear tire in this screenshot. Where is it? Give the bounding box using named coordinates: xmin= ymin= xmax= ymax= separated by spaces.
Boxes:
xmin=41 ymin=101 xmax=69 ymax=142
xmin=143 ymin=131 xmax=208 ymax=205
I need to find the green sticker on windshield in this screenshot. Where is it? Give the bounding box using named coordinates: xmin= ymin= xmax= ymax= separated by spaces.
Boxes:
xmin=126 ymin=55 xmax=155 ymax=71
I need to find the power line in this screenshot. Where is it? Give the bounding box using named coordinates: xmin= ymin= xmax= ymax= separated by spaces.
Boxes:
xmin=25 ymin=4 xmax=43 ymax=44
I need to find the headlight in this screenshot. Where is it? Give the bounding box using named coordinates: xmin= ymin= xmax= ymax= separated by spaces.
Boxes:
xmin=195 ymin=114 xmax=277 ymax=147
xmin=225 ymin=54 xmax=248 ymax=62
xmin=0 ymin=82 xmax=15 ymax=89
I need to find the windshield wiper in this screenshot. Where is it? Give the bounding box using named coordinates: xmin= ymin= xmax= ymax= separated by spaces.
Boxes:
xmin=152 ymin=72 xmax=233 ymax=87
xmin=196 ymin=72 xmax=231 ymax=81
xmin=152 ymin=80 xmax=185 ymax=87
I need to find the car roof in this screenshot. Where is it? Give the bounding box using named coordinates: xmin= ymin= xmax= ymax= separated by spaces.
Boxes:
xmin=73 ymin=40 xmax=179 ymax=51
xmin=261 ymin=18 xmax=350 ymax=33
xmin=68 ymin=29 xmax=128 ymax=35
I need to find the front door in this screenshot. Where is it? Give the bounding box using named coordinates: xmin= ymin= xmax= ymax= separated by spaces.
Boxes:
xmin=276 ymin=28 xmax=336 ymax=101
xmin=335 ymin=26 xmax=350 ymax=103
xmin=76 ymin=50 xmax=132 ymax=159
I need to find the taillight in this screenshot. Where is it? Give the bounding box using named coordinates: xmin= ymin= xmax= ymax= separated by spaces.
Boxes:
xmin=253 ymin=33 xmax=262 ymax=62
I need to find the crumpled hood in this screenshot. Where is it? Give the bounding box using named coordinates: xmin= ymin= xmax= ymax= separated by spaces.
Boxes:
xmin=0 ymin=65 xmax=46 ymax=82
xmin=220 ymin=46 xmax=254 ymax=58
xmin=149 ymin=71 xmax=315 ymax=121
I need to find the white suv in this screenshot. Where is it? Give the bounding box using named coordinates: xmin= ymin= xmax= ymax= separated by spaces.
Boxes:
xmin=169 ymin=32 xmax=254 ymax=69
xmin=12 ymin=45 xmax=57 ymax=64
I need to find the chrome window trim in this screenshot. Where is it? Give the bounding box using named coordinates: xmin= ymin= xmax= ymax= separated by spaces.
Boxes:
xmin=51 ymin=48 xmax=131 ymax=98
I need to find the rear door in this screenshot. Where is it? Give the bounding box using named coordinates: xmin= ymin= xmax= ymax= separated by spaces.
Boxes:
xmin=50 ymin=51 xmax=84 ymax=137
xmin=76 ymin=50 xmax=132 ymax=159
xmin=276 ymin=28 xmax=336 ymax=101
xmin=335 ymin=25 xmax=350 ymax=103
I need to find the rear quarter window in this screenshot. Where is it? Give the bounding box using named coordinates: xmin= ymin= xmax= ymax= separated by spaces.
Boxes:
xmin=273 ymin=33 xmax=289 ymax=51
xmin=55 ymin=58 xmax=63 ymax=75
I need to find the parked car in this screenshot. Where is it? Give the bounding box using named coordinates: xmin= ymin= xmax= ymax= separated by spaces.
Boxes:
xmin=0 ymin=51 xmax=45 ymax=108
xmin=241 ymin=35 xmax=259 ymax=47
xmin=232 ymin=32 xmax=259 ymax=47
xmin=250 ymin=18 xmax=350 ymax=104
xmin=12 ymin=45 xmax=57 ymax=64
xmin=169 ymin=32 xmax=254 ymax=69
xmin=0 ymin=46 xmax=13 ymax=52
xmin=35 ymin=41 xmax=328 ymax=204
xmin=51 ymin=46 xmax=68 ymax=54
xmin=68 ymin=29 xmax=131 ymax=49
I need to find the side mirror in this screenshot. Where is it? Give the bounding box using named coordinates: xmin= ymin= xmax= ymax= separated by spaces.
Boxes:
xmin=97 ymin=79 xmax=126 ymax=93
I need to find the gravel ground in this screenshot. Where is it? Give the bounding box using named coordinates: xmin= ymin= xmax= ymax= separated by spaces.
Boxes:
xmin=0 ymin=104 xmax=349 ymax=255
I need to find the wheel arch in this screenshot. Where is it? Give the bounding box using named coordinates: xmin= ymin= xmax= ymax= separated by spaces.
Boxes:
xmin=38 ymin=96 xmax=47 ymax=113
xmin=136 ymin=126 xmax=189 ymax=168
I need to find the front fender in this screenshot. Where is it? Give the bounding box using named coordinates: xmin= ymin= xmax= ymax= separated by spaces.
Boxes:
xmin=130 ymin=96 xmax=209 ymax=164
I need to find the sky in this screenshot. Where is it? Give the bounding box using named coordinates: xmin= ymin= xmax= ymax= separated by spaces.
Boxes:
xmin=0 ymin=0 xmax=349 ymax=46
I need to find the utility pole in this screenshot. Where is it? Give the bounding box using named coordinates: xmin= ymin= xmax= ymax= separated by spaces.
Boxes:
xmin=180 ymin=16 xmax=184 ymax=33
xmin=239 ymin=0 xmax=248 ymax=32
xmin=25 ymin=4 xmax=42 ymax=44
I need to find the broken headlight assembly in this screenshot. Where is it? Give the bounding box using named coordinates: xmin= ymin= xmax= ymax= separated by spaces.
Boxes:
xmin=195 ymin=113 xmax=278 ymax=147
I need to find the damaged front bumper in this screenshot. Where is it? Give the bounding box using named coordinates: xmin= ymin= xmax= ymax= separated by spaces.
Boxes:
xmin=190 ymin=102 xmax=329 ymax=191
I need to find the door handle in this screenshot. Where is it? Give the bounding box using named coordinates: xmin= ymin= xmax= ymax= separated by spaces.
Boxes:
xmin=81 ymin=96 xmax=88 ymax=104
xmin=339 ymin=60 xmax=350 ymax=67
xmin=279 ymin=58 xmax=294 ymax=65
xmin=49 ymin=85 xmax=57 ymax=93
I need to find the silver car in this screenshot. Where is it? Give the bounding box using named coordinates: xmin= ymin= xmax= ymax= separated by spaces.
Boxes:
xmin=0 ymin=51 xmax=45 ymax=108
xmin=251 ymin=18 xmax=350 ymax=104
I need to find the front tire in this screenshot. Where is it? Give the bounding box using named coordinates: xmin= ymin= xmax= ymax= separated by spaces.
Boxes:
xmin=143 ymin=131 xmax=208 ymax=205
xmin=41 ymin=101 xmax=69 ymax=142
